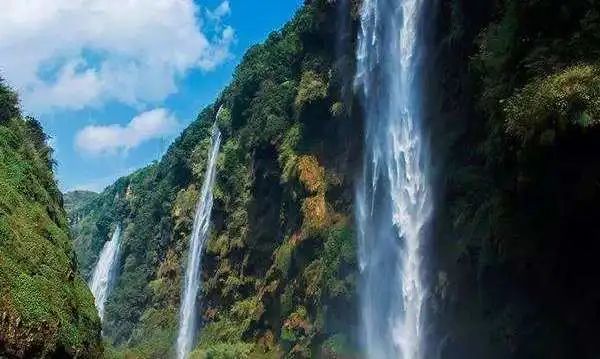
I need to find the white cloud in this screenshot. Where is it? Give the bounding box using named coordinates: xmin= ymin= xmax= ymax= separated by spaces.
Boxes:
xmin=75 ymin=108 xmax=180 ymax=155
xmin=0 ymin=0 xmax=235 ymax=113
xmin=207 ymin=1 xmax=231 ymax=21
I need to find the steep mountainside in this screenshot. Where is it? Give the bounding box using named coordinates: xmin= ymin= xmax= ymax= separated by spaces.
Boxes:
xmin=64 ymin=191 xmax=99 ymax=220
xmin=68 ymin=1 xmax=362 ymax=357
xmin=427 ymin=0 xmax=600 ymax=357
xmin=0 ymin=80 xmax=102 ymax=358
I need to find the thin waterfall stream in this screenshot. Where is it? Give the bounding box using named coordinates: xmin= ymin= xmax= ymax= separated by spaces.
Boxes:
xmin=354 ymin=0 xmax=432 ymax=358
xmin=89 ymin=224 xmax=122 ymax=321
xmin=176 ymin=124 xmax=222 ymax=359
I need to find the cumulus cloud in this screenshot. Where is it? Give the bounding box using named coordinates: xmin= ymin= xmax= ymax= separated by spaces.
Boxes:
xmin=75 ymin=108 xmax=180 ymax=155
xmin=0 ymin=0 xmax=235 ymax=113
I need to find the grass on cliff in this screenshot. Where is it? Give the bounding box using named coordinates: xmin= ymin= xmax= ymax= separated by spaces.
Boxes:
xmin=0 ymin=81 xmax=101 ymax=357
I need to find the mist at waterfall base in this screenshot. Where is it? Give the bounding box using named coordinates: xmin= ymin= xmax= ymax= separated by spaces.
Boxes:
xmin=354 ymin=0 xmax=432 ymax=358
xmin=89 ymin=225 xmax=122 ymax=321
xmin=176 ymin=124 xmax=222 ymax=359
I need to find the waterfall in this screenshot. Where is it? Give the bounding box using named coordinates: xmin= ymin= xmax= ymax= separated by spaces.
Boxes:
xmin=176 ymin=124 xmax=222 ymax=359
xmin=89 ymin=224 xmax=122 ymax=321
xmin=354 ymin=0 xmax=432 ymax=358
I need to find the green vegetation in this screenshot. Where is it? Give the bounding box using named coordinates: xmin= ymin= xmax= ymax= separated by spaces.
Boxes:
xmin=0 ymin=0 xmax=597 ymax=357
xmin=428 ymin=0 xmax=600 ymax=357
xmin=64 ymin=191 xmax=98 ymax=219
xmin=62 ymin=0 xmax=600 ymax=357
xmin=0 ymin=80 xmax=101 ymax=357
xmin=504 ymin=64 xmax=600 ymax=143
xmin=68 ymin=1 xmax=361 ymax=357
xmin=295 ymin=71 xmax=328 ymax=111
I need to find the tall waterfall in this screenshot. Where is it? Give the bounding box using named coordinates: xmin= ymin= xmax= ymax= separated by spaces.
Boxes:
xmin=89 ymin=224 xmax=122 ymax=321
xmin=176 ymin=124 xmax=221 ymax=359
xmin=354 ymin=0 xmax=432 ymax=358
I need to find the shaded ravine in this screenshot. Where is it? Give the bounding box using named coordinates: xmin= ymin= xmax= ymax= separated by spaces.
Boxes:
xmin=89 ymin=224 xmax=122 ymax=321
xmin=354 ymin=0 xmax=432 ymax=358
xmin=176 ymin=124 xmax=222 ymax=359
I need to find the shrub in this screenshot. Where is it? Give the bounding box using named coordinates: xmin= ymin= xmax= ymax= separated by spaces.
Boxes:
xmin=504 ymin=64 xmax=600 ymax=143
xmin=274 ymin=239 xmax=295 ymax=277
xmin=278 ymin=124 xmax=302 ymax=183
xmin=190 ymin=342 xmax=254 ymax=359
xmin=320 ymin=334 xmax=356 ymax=357
xmin=329 ymin=102 xmax=345 ymax=118
xmin=0 ymin=79 xmax=19 ymax=124
xmin=301 ymin=194 xmax=329 ymax=234
xmin=297 ymin=155 xmax=326 ymax=194
xmin=295 ymin=71 xmax=328 ymax=111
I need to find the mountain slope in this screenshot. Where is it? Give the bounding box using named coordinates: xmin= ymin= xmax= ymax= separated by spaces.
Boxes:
xmin=0 ymin=80 xmax=102 ymax=358
xmin=68 ymin=1 xmax=361 ymax=357
xmin=64 ymin=191 xmax=98 ymax=219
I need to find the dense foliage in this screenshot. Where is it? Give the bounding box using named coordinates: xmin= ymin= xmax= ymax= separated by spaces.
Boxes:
xmin=427 ymin=0 xmax=600 ymax=357
xmin=0 ymin=80 xmax=102 ymax=358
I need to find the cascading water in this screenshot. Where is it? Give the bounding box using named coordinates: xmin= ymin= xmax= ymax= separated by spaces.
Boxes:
xmin=354 ymin=0 xmax=432 ymax=358
xmin=176 ymin=124 xmax=221 ymax=359
xmin=89 ymin=224 xmax=122 ymax=321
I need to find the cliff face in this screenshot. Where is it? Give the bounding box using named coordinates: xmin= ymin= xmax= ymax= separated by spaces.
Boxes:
xmin=0 ymin=81 xmax=102 ymax=358
xmin=426 ymin=0 xmax=600 ymax=357
xmin=68 ymin=1 xmax=363 ymax=357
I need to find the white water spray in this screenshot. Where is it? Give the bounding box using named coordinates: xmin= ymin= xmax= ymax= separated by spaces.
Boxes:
xmin=354 ymin=0 xmax=432 ymax=358
xmin=89 ymin=224 xmax=122 ymax=321
xmin=176 ymin=124 xmax=221 ymax=359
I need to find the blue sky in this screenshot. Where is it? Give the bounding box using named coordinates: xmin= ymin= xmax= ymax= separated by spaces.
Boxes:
xmin=0 ymin=0 xmax=302 ymax=192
